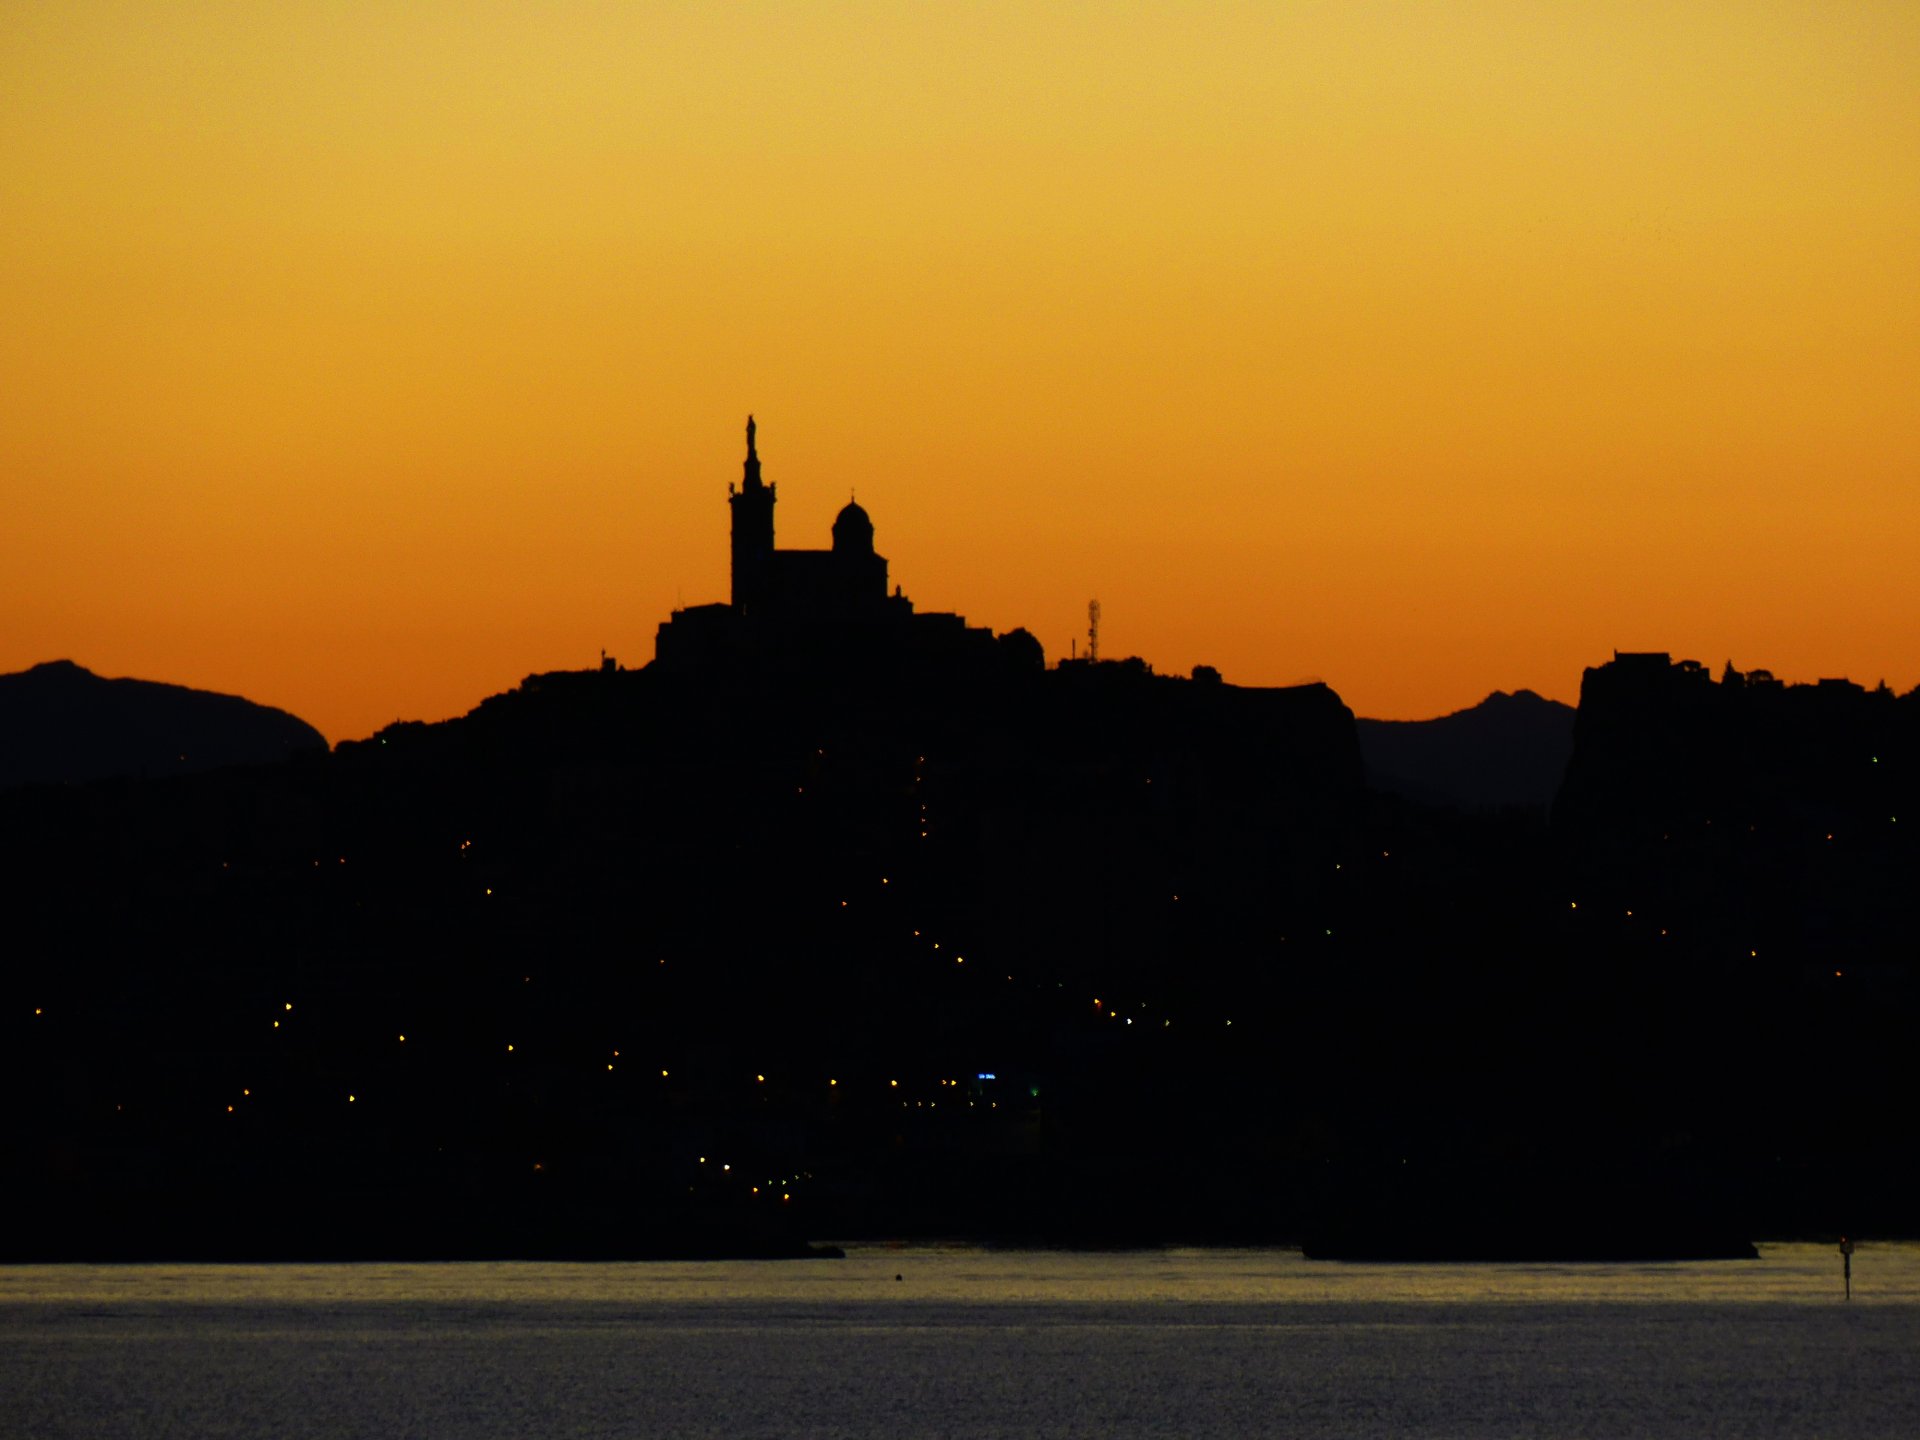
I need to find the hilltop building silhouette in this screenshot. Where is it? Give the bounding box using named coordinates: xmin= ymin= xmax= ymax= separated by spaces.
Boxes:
xmin=727 ymin=413 xmax=890 ymax=621
xmin=655 ymin=417 xmax=1041 ymax=672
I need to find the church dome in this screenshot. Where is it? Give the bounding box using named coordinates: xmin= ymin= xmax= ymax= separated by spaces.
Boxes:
xmin=832 ymin=498 xmax=874 ymax=554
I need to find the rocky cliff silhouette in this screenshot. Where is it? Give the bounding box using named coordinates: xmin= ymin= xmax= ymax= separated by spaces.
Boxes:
xmin=0 ymin=660 xmax=326 ymax=790
xmin=1543 ymin=653 xmax=1919 ymax=1241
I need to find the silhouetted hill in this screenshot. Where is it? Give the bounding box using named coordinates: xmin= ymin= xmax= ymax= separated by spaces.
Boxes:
xmin=1357 ymin=689 xmax=1575 ymax=811
xmin=0 ymin=659 xmax=327 ymax=790
xmin=0 ymin=653 xmax=1367 ymax=1257
xmin=1546 ymin=653 xmax=1920 ymax=1236
xmin=1555 ymin=656 xmax=1916 ymax=848
xmin=4 ymin=643 xmax=1915 ymax=1257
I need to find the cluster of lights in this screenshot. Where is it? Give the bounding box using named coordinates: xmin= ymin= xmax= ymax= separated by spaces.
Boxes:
xmin=1565 ymin=886 xmax=1885 ymax=965
xmin=50 ymin=745 xmax=1903 ymax=1160
xmin=1092 ymin=995 xmax=1177 ymax=1029
xmin=1090 ymin=994 xmax=1234 ymax=1032
xmin=694 ymin=1153 xmax=809 ymax=1204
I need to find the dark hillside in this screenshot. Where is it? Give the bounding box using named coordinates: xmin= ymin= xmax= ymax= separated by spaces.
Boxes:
xmin=0 ymin=660 xmax=326 ymax=790
xmin=0 ymin=655 xmax=1363 ymax=1256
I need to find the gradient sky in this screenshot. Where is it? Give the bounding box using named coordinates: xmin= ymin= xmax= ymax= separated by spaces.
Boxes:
xmin=4 ymin=2 xmax=1916 ymax=742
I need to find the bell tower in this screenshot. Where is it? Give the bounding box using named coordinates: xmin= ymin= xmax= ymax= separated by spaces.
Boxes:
xmin=728 ymin=414 xmax=775 ymax=614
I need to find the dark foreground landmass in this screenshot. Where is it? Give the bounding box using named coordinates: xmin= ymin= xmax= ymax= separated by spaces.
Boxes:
xmin=1 ymin=649 xmax=1914 ymax=1261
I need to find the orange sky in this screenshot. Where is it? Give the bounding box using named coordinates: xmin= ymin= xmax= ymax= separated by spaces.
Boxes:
xmin=4 ymin=3 xmax=1917 ymax=742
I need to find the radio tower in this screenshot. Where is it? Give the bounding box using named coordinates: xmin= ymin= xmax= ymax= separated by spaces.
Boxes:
xmin=1087 ymin=599 xmax=1101 ymax=664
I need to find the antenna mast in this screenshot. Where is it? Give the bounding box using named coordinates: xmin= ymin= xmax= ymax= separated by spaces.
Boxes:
xmin=1087 ymin=599 xmax=1101 ymax=664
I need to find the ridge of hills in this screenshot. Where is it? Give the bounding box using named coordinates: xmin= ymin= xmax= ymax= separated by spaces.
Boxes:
xmin=0 ymin=659 xmax=327 ymax=791
xmin=2 ymin=653 xmax=1576 ymax=809
xmin=1 ymin=649 xmax=1914 ymax=1258
xmin=1356 ymin=689 xmax=1577 ymax=812
xmin=0 ymin=653 xmax=1582 ymax=812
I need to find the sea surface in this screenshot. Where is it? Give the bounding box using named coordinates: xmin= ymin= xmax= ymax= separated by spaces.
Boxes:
xmin=3 ymin=1243 xmax=1917 ymax=1438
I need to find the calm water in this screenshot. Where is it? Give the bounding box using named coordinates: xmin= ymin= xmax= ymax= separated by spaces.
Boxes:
xmin=4 ymin=1244 xmax=1917 ymax=1438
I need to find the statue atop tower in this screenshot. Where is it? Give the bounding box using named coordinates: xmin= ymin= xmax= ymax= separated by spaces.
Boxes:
xmin=729 ymin=413 xmax=775 ymax=612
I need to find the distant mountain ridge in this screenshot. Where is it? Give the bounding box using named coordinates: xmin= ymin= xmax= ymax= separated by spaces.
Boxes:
xmin=0 ymin=660 xmax=327 ymax=790
xmin=1357 ymin=688 xmax=1577 ymax=811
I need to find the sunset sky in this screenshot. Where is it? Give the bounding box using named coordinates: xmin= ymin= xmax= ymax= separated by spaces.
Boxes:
xmin=4 ymin=2 xmax=1916 ymax=743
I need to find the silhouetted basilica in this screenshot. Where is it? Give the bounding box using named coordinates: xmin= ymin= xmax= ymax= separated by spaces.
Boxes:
xmin=654 ymin=417 xmax=1042 ymax=673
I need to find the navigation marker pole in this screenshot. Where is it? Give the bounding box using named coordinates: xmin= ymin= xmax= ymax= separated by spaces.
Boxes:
xmin=1840 ymin=1236 xmax=1854 ymax=1300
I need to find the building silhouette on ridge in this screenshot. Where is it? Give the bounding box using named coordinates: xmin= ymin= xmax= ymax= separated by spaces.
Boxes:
xmin=654 ymin=417 xmax=1040 ymax=673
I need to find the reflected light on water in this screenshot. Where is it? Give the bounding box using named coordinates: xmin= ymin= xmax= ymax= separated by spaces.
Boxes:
xmin=2 ymin=1243 xmax=1915 ymax=1307
xmin=4 ymin=1247 xmax=1918 ymax=1440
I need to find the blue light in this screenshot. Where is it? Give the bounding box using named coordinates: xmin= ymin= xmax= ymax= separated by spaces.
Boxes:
xmin=977 ymin=1072 xmax=996 ymax=1080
